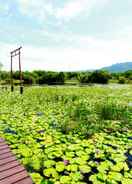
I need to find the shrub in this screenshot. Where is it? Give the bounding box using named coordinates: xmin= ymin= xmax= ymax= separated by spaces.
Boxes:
xmin=118 ymin=77 xmax=126 ymax=84
xmin=89 ymin=70 xmax=110 ymax=84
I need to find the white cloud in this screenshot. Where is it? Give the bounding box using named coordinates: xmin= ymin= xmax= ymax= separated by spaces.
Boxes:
xmin=0 ymin=1 xmax=131 ymax=72
xmin=17 ymin=0 xmax=109 ymax=22
xmin=56 ymin=0 xmax=90 ymax=20
xmin=1 ymin=32 xmax=132 ymax=71
xmin=55 ymin=0 xmax=109 ymax=21
xmin=17 ymin=0 xmax=54 ymax=21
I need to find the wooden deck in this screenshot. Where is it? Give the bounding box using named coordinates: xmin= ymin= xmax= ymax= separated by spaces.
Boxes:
xmin=0 ymin=138 xmax=33 ymax=184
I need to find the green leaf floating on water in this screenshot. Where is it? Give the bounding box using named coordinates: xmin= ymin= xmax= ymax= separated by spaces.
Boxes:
xmin=122 ymin=178 xmax=132 ymax=184
xmin=70 ymin=172 xmax=83 ymax=181
xmin=30 ymin=173 xmax=43 ymax=184
xmin=112 ymin=162 xmax=129 ymax=172
xmin=97 ymin=161 xmax=111 ymax=172
xmin=44 ymin=160 xmax=55 ymax=168
xmin=66 ymin=151 xmax=75 ymax=158
xmin=21 ymin=157 xmax=31 ymax=166
xmin=108 ymin=172 xmax=123 ymax=181
xmin=31 ymin=158 xmax=41 ymax=171
xmin=53 ymin=150 xmax=63 ymax=157
xmin=60 ymin=176 xmax=71 ymax=183
xmin=19 ymin=145 xmax=32 ymax=157
xmin=111 ymin=153 xmax=126 ymax=162
xmin=43 ymin=168 xmax=58 ymax=178
xmin=54 ymin=182 xmax=60 ymax=184
xmin=76 ymin=150 xmax=85 ymax=156
xmin=97 ymin=173 xmax=107 ymax=182
xmin=56 ymin=162 xmax=65 ymax=172
xmin=89 ymin=174 xmax=103 ymax=184
xmin=67 ymin=164 xmax=78 ymax=172
xmin=124 ymin=171 xmax=132 ymax=178
xmin=73 ymin=157 xmax=87 ymax=165
xmin=79 ymin=165 xmax=91 ymax=173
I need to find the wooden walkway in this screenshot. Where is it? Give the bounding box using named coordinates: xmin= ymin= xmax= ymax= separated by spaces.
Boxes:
xmin=0 ymin=138 xmax=33 ymax=184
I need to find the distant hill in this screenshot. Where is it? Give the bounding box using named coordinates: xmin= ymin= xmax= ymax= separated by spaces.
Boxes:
xmin=101 ymin=62 xmax=132 ymax=73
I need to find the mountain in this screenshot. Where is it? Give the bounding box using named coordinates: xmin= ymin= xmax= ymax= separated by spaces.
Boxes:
xmin=101 ymin=62 xmax=132 ymax=73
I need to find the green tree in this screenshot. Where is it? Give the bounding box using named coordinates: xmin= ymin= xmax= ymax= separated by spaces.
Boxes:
xmin=118 ymin=76 xmax=126 ymax=84
xmin=89 ymin=70 xmax=110 ymax=84
xmin=77 ymin=72 xmax=90 ymax=83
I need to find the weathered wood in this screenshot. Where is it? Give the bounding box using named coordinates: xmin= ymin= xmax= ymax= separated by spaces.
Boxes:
xmin=0 ymin=145 xmax=9 ymax=150
xmin=0 ymin=170 xmax=30 ymax=184
xmin=0 ymin=152 xmax=13 ymax=160
xmin=0 ymin=160 xmax=20 ymax=172
xmin=15 ymin=177 xmax=33 ymax=184
xmin=0 ymin=143 xmax=6 ymax=147
xmin=0 ymin=156 xmax=16 ymax=166
xmin=0 ymin=165 xmax=25 ymax=180
xmin=0 ymin=138 xmax=32 ymax=184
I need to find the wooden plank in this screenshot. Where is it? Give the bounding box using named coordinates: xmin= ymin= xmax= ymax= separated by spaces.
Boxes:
xmin=0 ymin=170 xmax=30 ymax=184
xmin=0 ymin=165 xmax=25 ymax=180
xmin=0 ymin=138 xmax=32 ymax=184
xmin=0 ymin=143 xmax=7 ymax=147
xmin=0 ymin=148 xmax=10 ymax=155
xmin=0 ymin=143 xmax=7 ymax=146
xmin=14 ymin=177 xmax=32 ymax=184
xmin=0 ymin=160 xmax=20 ymax=172
xmin=0 ymin=145 xmax=9 ymax=150
xmin=0 ymin=156 xmax=16 ymax=166
xmin=0 ymin=152 xmax=13 ymax=160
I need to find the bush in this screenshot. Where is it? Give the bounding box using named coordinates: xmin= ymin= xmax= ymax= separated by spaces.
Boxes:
xmin=96 ymin=100 xmax=128 ymax=121
xmin=77 ymin=73 xmax=90 ymax=84
xmin=118 ymin=77 xmax=126 ymax=84
xmin=89 ymin=70 xmax=110 ymax=84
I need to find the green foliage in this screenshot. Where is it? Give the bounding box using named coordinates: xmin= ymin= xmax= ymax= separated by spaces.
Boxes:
xmin=96 ymin=100 xmax=129 ymax=121
xmin=56 ymin=162 xmax=65 ymax=172
xmin=1 ymin=69 xmax=132 ymax=85
xmin=30 ymin=173 xmax=43 ymax=184
xmin=0 ymin=86 xmax=131 ymax=183
xmin=0 ymin=62 xmax=3 ymax=70
xmin=118 ymin=77 xmax=126 ymax=84
xmin=77 ymin=72 xmax=91 ymax=83
xmin=89 ymin=70 xmax=110 ymax=84
xmin=77 ymin=70 xmax=111 ymax=84
xmin=0 ymin=70 xmax=65 ymax=85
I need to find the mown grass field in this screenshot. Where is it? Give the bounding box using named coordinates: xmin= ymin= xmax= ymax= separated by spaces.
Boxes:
xmin=0 ymin=85 xmax=131 ymax=184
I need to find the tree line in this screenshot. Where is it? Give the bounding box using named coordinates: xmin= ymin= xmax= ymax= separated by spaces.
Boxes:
xmin=0 ymin=69 xmax=132 ymax=85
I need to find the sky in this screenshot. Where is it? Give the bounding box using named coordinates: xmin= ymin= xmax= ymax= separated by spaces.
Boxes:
xmin=0 ymin=0 xmax=132 ymax=71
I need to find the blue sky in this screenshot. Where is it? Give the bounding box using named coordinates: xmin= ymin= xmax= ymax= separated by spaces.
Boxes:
xmin=0 ymin=0 xmax=132 ymax=71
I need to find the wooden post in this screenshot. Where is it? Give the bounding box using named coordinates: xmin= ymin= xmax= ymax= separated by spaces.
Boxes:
xmin=19 ymin=50 xmax=23 ymax=94
xmin=11 ymin=55 xmax=14 ymax=92
xmin=10 ymin=47 xmax=23 ymax=94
